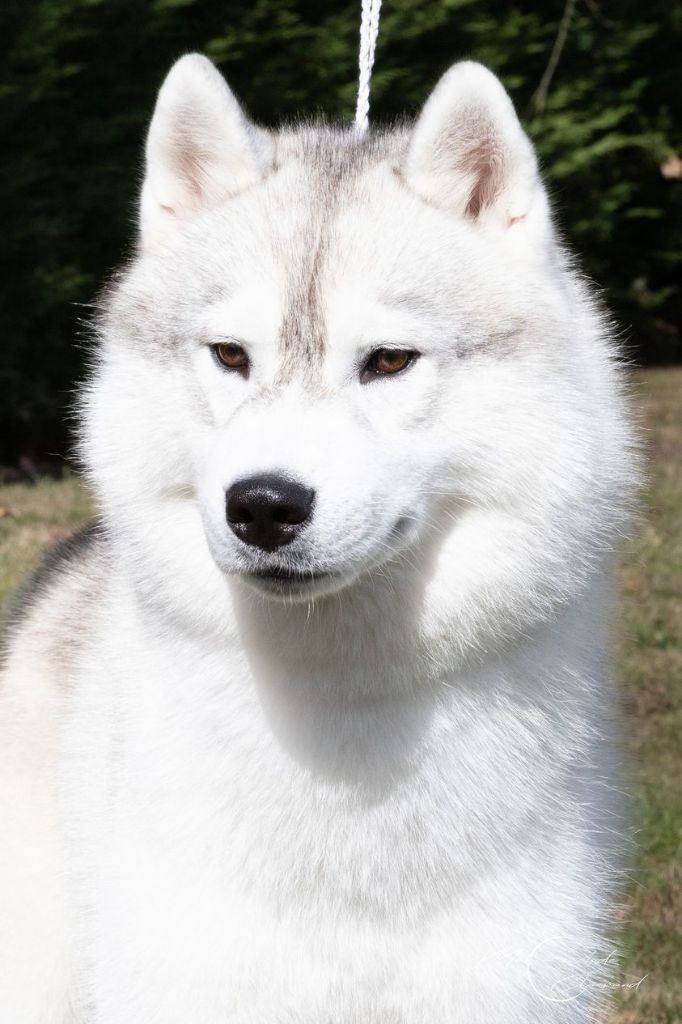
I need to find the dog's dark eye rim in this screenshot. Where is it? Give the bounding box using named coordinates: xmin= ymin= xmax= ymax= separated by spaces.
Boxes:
xmin=210 ymin=341 xmax=249 ymax=375
xmin=360 ymin=347 xmax=419 ymax=383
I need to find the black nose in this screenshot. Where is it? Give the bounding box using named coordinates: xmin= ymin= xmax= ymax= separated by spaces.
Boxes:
xmin=226 ymin=473 xmax=315 ymax=551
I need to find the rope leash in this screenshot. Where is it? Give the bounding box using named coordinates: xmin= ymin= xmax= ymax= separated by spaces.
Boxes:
xmin=354 ymin=0 xmax=383 ymax=133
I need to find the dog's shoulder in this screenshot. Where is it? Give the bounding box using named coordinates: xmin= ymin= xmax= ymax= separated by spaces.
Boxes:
xmin=1 ymin=520 xmax=109 ymax=667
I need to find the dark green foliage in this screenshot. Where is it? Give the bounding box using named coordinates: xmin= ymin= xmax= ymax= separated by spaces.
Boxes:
xmin=1 ymin=0 xmax=680 ymax=461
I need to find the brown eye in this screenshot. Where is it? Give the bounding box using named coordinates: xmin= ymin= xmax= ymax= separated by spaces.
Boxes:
xmin=212 ymin=342 xmax=249 ymax=375
xmin=361 ymin=347 xmax=417 ymax=382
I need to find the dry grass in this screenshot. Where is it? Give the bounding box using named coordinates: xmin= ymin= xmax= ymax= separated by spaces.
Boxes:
xmin=0 ymin=473 xmax=93 ymax=607
xmin=0 ymin=368 xmax=680 ymax=1022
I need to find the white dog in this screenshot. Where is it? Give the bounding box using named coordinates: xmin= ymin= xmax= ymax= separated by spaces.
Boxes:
xmin=0 ymin=54 xmax=637 ymax=1023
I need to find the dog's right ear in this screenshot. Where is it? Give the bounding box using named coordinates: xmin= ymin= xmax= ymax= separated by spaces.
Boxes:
xmin=140 ymin=54 xmax=272 ymax=247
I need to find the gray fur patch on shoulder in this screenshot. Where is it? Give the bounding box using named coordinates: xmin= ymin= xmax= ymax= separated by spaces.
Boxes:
xmin=1 ymin=521 xmax=106 ymax=645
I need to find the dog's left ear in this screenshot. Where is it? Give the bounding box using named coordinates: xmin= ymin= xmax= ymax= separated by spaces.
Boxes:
xmin=140 ymin=54 xmax=272 ymax=246
xmin=404 ymin=62 xmax=549 ymax=236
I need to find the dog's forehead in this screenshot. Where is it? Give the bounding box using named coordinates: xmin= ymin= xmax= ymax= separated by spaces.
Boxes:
xmin=121 ymin=125 xmax=532 ymax=368
xmin=259 ymin=139 xmax=508 ymax=378
xmin=265 ymin=128 xmax=409 ymax=380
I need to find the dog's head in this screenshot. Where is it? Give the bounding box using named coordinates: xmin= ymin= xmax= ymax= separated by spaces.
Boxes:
xmin=83 ymin=56 xmax=634 ymax=649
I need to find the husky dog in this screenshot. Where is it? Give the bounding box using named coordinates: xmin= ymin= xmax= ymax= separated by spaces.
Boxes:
xmin=0 ymin=55 xmax=637 ymax=1023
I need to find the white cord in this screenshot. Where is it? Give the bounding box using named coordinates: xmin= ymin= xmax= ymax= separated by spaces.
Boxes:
xmin=354 ymin=0 xmax=383 ymax=133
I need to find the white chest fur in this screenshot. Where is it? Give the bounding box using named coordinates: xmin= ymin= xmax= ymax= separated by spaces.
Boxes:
xmin=60 ymin=585 xmax=617 ymax=1023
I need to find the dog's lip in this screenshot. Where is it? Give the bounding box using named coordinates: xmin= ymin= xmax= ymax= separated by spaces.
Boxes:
xmin=248 ymin=566 xmax=334 ymax=584
xmin=240 ymin=565 xmax=341 ymax=598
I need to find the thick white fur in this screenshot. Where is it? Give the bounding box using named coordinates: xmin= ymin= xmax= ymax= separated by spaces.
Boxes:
xmin=0 ymin=55 xmax=637 ymax=1022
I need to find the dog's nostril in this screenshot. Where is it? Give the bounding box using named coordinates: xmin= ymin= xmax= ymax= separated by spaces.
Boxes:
xmin=274 ymin=503 xmax=307 ymax=526
xmin=229 ymin=504 xmax=253 ymax=525
xmin=226 ymin=473 xmax=315 ymax=551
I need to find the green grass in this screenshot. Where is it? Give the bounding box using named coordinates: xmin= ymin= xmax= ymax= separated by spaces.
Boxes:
xmin=0 ymin=369 xmax=680 ymax=1023
xmin=611 ymin=369 xmax=682 ymax=1024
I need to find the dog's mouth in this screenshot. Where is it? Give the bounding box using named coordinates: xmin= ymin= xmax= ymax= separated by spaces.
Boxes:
xmin=243 ymin=565 xmax=339 ymax=598
xmin=234 ymin=516 xmax=417 ymax=600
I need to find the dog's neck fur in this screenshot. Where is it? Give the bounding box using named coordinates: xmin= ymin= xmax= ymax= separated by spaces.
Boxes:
xmin=123 ymin=526 xmax=607 ymax=711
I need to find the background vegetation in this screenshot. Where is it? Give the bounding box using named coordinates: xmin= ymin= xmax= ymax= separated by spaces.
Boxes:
xmin=0 ymin=0 xmax=680 ymax=463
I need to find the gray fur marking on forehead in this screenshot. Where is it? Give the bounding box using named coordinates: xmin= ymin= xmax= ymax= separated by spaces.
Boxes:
xmin=273 ymin=124 xmax=409 ymax=384
xmin=276 ymin=227 xmax=327 ymax=384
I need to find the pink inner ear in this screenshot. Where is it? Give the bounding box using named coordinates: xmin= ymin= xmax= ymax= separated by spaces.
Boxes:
xmin=457 ymin=122 xmax=506 ymax=220
xmin=169 ymin=113 xmax=213 ymax=203
xmin=429 ymin=102 xmax=509 ymax=221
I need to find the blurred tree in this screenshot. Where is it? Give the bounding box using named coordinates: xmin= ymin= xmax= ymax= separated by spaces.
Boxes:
xmin=0 ymin=0 xmax=679 ymax=463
